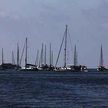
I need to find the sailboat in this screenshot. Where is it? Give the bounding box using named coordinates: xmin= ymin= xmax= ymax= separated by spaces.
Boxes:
xmin=21 ymin=38 xmax=38 ymax=71
xmin=97 ymin=45 xmax=107 ymax=71
xmin=37 ymin=43 xmax=55 ymax=71
xmin=55 ymin=25 xmax=68 ymax=71
xmin=0 ymin=48 xmax=19 ymax=70
xmin=16 ymin=43 xmax=21 ymax=70
xmin=55 ymin=25 xmax=87 ymax=72
xmin=67 ymin=45 xmax=87 ymax=72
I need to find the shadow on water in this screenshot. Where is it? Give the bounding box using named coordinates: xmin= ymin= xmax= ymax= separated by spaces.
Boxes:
xmin=0 ymin=71 xmax=108 ymax=108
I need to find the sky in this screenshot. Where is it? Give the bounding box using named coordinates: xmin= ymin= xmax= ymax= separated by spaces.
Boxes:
xmin=0 ymin=0 xmax=108 ymax=67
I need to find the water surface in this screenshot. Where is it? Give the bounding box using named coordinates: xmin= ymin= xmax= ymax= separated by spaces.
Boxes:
xmin=0 ymin=71 xmax=108 ymax=108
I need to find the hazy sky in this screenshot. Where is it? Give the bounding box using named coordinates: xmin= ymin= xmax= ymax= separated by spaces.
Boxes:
xmin=0 ymin=0 xmax=108 ymax=67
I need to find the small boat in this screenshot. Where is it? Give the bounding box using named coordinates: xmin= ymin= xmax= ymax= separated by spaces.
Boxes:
xmin=55 ymin=26 xmax=87 ymax=72
xmin=97 ymin=66 xmax=108 ymax=71
xmin=97 ymin=45 xmax=108 ymax=71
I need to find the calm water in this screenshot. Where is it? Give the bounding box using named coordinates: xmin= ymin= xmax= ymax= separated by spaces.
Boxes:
xmin=0 ymin=71 xmax=108 ymax=108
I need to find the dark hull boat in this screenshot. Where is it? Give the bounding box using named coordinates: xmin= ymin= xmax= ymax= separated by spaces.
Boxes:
xmin=97 ymin=45 xmax=108 ymax=72
xmin=55 ymin=25 xmax=88 ymax=72
xmin=0 ymin=63 xmax=21 ymax=70
xmin=54 ymin=65 xmax=87 ymax=72
xmin=0 ymin=48 xmax=21 ymax=71
xmin=97 ymin=66 xmax=108 ymax=72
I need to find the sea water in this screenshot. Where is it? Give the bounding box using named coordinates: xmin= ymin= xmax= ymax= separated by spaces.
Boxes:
xmin=0 ymin=71 xmax=108 ymax=108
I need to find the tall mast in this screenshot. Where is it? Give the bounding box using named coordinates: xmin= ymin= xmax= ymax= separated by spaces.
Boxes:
xmin=74 ymin=45 xmax=78 ymax=66
xmin=35 ymin=50 xmax=39 ymax=66
xmin=25 ymin=37 xmax=27 ymax=68
xmin=55 ymin=25 xmax=68 ymax=67
xmin=99 ymin=45 xmax=103 ymax=67
xmin=2 ymin=48 xmax=4 ymax=64
xmin=40 ymin=43 xmax=44 ymax=65
xmin=17 ymin=43 xmax=19 ymax=66
xmin=12 ymin=51 xmax=15 ymax=64
xmin=50 ymin=43 xmax=52 ymax=66
xmin=44 ymin=44 xmax=46 ymax=65
xmin=51 ymin=50 xmax=53 ymax=66
xmin=64 ymin=25 xmax=68 ymax=67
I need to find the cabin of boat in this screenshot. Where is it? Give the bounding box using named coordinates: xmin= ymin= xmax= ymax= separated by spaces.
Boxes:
xmin=67 ymin=65 xmax=87 ymax=72
xmin=37 ymin=64 xmax=55 ymax=71
xmin=21 ymin=63 xmax=38 ymax=71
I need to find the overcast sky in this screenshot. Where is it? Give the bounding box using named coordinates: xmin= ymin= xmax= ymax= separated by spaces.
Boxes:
xmin=0 ymin=0 xmax=108 ymax=67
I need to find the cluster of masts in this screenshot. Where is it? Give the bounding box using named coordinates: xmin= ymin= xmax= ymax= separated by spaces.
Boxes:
xmin=0 ymin=25 xmax=107 ymax=72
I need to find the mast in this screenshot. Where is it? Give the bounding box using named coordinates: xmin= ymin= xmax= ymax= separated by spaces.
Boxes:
xmin=99 ymin=45 xmax=103 ymax=67
xmin=19 ymin=40 xmax=25 ymax=66
xmin=35 ymin=50 xmax=39 ymax=66
xmin=50 ymin=43 xmax=51 ymax=66
xmin=64 ymin=25 xmax=68 ymax=67
xmin=12 ymin=51 xmax=15 ymax=64
xmin=44 ymin=44 xmax=46 ymax=65
xmin=74 ymin=45 xmax=78 ymax=66
xmin=2 ymin=48 xmax=4 ymax=64
xmin=25 ymin=37 xmax=27 ymax=68
xmin=51 ymin=50 xmax=53 ymax=66
xmin=40 ymin=43 xmax=44 ymax=65
xmin=17 ymin=43 xmax=19 ymax=66
xmin=55 ymin=25 xmax=68 ymax=67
